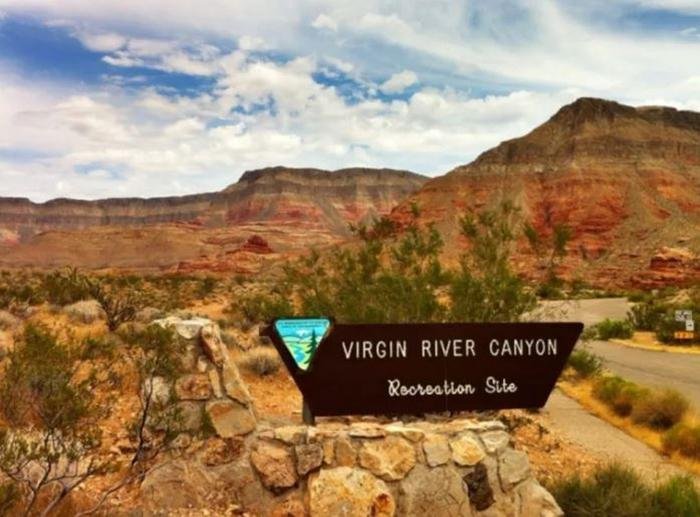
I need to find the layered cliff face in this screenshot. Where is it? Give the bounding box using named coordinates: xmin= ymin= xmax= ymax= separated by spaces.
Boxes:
xmin=0 ymin=167 xmax=426 ymax=271
xmin=392 ymin=98 xmax=700 ymax=287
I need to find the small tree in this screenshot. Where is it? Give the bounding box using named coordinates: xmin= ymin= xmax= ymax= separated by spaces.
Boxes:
xmin=449 ymin=202 xmax=537 ymax=322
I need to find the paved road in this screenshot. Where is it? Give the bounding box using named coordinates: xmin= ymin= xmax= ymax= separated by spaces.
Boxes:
xmin=537 ymin=297 xmax=700 ymax=406
xmin=584 ymin=340 xmax=700 ymax=407
xmin=544 ymin=390 xmax=697 ymax=483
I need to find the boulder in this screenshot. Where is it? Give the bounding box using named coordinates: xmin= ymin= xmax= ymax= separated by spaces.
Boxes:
xmin=399 ymin=464 xmax=472 ymax=517
xmin=422 ymin=433 xmax=450 ymax=467
xmin=154 ymin=316 xmax=210 ymax=340
xmin=517 ymin=478 xmax=564 ymax=517
xmin=309 ymin=467 xmax=395 ymax=517
xmin=201 ymin=322 xmax=226 ymax=367
xmin=295 ymin=443 xmax=323 ymax=476
xmin=173 ymin=401 xmax=205 ymax=432
xmin=222 ymin=361 xmax=252 ymax=405
xmin=480 ymin=430 xmax=510 ymax=454
xmin=498 ymin=449 xmax=531 ymax=490
xmin=450 ymin=433 xmax=485 ymax=466
xmin=250 ymin=442 xmax=298 ymax=493
xmin=359 ymin=435 xmax=416 ymax=481
xmin=205 ymin=400 xmax=256 ymax=437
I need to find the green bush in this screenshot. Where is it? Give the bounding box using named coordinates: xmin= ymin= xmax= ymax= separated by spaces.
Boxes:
xmin=567 ymin=349 xmax=602 ymax=378
xmin=627 ymin=299 xmax=666 ymax=331
xmin=592 ymin=376 xmax=647 ymax=417
xmin=550 ymin=464 xmax=700 ymax=517
xmin=236 ymin=291 xmax=295 ymax=325
xmin=662 ymin=423 xmax=700 ymax=459
xmin=41 ymin=267 xmax=89 ymax=306
xmin=239 ymin=347 xmax=281 ymax=376
xmin=595 ymin=318 xmax=634 ymax=340
xmin=282 ymin=202 xmax=537 ymax=325
xmin=631 ymin=389 xmax=689 ymax=430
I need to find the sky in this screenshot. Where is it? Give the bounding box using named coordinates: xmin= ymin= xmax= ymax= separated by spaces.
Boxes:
xmin=1 ymin=1 xmax=700 ymax=202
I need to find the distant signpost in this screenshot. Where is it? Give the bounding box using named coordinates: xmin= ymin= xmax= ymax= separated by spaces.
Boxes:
xmin=265 ymin=319 xmax=583 ymax=423
xmin=674 ymin=310 xmax=695 ymax=339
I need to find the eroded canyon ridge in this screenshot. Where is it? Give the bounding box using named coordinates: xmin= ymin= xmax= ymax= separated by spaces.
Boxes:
xmin=1 ymin=98 xmax=699 ymax=287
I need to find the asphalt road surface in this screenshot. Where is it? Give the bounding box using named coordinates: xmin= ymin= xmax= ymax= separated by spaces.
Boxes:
xmin=539 ymin=297 xmax=700 ymax=407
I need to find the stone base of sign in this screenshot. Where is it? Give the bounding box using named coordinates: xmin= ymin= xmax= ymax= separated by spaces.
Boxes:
xmin=141 ymin=418 xmax=562 ymax=516
xmin=139 ymin=317 xmax=562 ymax=516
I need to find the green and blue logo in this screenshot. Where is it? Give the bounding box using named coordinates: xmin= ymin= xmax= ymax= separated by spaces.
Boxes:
xmin=274 ymin=318 xmax=331 ymax=371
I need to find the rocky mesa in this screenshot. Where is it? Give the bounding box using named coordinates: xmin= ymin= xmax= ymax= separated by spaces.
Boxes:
xmin=391 ymin=97 xmax=700 ymax=288
xmin=0 ymin=166 xmax=426 ymax=272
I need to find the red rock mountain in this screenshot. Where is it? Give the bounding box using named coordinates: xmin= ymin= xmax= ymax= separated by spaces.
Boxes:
xmin=0 ymin=167 xmax=426 ymax=272
xmin=392 ymin=98 xmax=700 ymax=287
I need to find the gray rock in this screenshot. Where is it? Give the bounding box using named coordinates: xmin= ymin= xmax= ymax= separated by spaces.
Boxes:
xmin=517 ymin=479 xmax=564 ymax=517
xmin=480 ymin=431 xmax=510 ymax=455
xmin=423 ymin=433 xmax=451 ymax=467
xmin=399 ymin=464 xmax=472 ymax=517
xmin=222 ymin=361 xmax=252 ymax=405
xmin=498 ymin=449 xmax=531 ymax=491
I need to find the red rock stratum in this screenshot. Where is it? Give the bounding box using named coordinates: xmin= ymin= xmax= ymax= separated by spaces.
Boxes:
xmin=391 ymin=97 xmax=700 ymax=288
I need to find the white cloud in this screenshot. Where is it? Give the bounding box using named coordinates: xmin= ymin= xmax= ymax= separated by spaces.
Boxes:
xmin=1 ymin=0 xmax=700 ymax=201
xmin=311 ymin=14 xmax=337 ymax=31
xmin=74 ymin=30 xmax=126 ymax=52
xmin=380 ymin=70 xmax=418 ymax=94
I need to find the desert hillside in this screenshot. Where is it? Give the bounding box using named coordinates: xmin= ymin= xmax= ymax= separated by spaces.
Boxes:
xmin=392 ymin=97 xmax=700 ymax=288
xmin=0 ymin=167 xmax=426 ymax=271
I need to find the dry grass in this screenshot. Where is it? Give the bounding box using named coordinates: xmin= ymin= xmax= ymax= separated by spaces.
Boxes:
xmin=559 ymin=376 xmax=700 ymax=476
xmin=611 ymin=332 xmax=700 ymax=355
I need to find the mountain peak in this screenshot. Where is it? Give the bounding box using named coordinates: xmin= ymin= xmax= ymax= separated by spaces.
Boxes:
xmin=549 ymin=97 xmax=636 ymax=126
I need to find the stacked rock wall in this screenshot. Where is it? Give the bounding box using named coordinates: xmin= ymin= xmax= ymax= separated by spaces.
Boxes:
xmin=140 ymin=318 xmax=562 ymax=516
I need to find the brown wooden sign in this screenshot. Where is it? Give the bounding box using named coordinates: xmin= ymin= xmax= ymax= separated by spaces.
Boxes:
xmin=264 ymin=319 xmax=582 ymax=418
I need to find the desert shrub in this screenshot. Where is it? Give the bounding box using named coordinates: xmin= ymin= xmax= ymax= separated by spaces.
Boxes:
xmin=595 ymin=318 xmax=634 ymax=340
xmin=567 ymin=349 xmax=602 ymax=378
xmin=83 ymin=276 xmax=144 ymax=332
xmin=592 ymin=376 xmax=646 ymax=417
xmin=239 ymin=348 xmax=281 ymax=376
xmin=0 ymin=324 xmax=112 ymax=515
xmin=662 ymin=423 xmax=700 ymax=459
xmin=649 ymin=476 xmax=700 ymax=517
xmin=631 ymin=389 xmax=689 ymax=430
xmin=63 ymin=298 xmax=105 ymax=324
xmin=579 ymin=325 xmax=599 ymax=341
xmin=41 ymin=267 xmax=89 ymax=306
xmin=550 ymin=463 xmax=699 ymax=517
xmin=0 ymin=481 xmax=19 ymax=515
xmin=236 ymin=291 xmax=295 ymax=325
xmin=80 ymin=334 xmax=120 ymax=361
xmin=627 ymin=299 xmax=666 ymax=331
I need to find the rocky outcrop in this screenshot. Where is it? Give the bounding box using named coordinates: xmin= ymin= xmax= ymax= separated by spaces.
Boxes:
xmin=632 ymin=246 xmax=700 ymax=288
xmin=392 ymin=97 xmax=700 ymax=288
xmin=0 ymin=167 xmax=426 ymax=270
